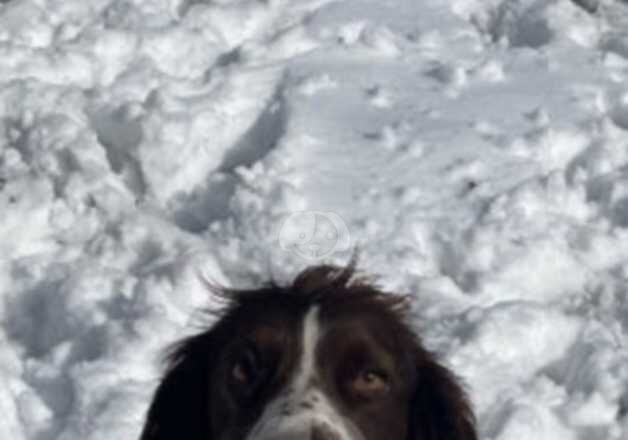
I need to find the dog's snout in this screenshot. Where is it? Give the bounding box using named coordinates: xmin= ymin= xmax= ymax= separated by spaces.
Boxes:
xmin=311 ymin=424 xmax=342 ymax=440
xmin=267 ymin=424 xmax=341 ymax=440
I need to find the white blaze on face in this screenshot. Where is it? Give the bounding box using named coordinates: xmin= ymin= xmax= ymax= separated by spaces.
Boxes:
xmin=246 ymin=305 xmax=364 ymax=440
xmin=293 ymin=305 xmax=321 ymax=393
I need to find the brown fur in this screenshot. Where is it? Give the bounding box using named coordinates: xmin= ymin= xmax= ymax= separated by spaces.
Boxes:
xmin=140 ymin=263 xmax=477 ymax=440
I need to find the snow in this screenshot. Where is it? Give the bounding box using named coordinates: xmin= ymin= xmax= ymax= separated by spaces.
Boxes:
xmin=1 ymin=0 xmax=627 ymax=438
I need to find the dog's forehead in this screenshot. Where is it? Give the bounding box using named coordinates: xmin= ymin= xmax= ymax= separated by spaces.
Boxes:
xmin=228 ymin=290 xmax=407 ymax=357
xmin=318 ymin=299 xmax=404 ymax=338
xmin=233 ymin=296 xmax=307 ymax=330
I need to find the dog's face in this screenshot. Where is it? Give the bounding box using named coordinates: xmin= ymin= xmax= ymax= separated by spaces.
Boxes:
xmin=210 ymin=300 xmax=415 ymax=440
xmin=140 ymin=265 xmax=476 ymax=440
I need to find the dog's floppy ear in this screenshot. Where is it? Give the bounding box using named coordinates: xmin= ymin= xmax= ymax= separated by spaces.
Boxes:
xmin=409 ymin=355 xmax=477 ymax=440
xmin=140 ymin=333 xmax=214 ymax=440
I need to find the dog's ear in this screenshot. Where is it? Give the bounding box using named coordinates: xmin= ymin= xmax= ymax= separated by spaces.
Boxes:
xmin=409 ymin=355 xmax=477 ymax=440
xmin=140 ymin=333 xmax=214 ymax=440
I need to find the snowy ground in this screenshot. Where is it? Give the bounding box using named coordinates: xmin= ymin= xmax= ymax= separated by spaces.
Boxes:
xmin=1 ymin=0 xmax=628 ymax=438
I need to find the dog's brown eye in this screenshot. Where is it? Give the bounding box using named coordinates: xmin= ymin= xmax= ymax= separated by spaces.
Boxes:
xmin=351 ymin=370 xmax=391 ymax=398
xmin=231 ymin=349 xmax=258 ymax=386
xmin=232 ymin=361 xmax=249 ymax=384
xmin=229 ymin=343 xmax=270 ymax=401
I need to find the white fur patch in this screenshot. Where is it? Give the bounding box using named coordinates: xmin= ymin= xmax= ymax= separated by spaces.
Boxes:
xmin=293 ymin=305 xmax=320 ymax=392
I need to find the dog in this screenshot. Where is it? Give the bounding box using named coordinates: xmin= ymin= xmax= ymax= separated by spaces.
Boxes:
xmin=140 ymin=263 xmax=477 ymax=440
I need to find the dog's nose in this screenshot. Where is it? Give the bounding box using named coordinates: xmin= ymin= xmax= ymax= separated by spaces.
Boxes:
xmin=311 ymin=424 xmax=341 ymax=440
xmin=270 ymin=424 xmax=341 ymax=440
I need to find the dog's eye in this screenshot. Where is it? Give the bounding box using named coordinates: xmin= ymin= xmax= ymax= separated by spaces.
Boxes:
xmin=232 ymin=360 xmax=250 ymax=384
xmin=229 ymin=343 xmax=272 ymax=402
xmin=231 ymin=348 xmax=259 ymax=387
xmin=350 ymin=369 xmax=391 ymax=398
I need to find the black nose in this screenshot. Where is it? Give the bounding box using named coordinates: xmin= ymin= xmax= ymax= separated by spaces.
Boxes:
xmin=269 ymin=424 xmax=342 ymax=440
xmin=311 ymin=424 xmax=341 ymax=440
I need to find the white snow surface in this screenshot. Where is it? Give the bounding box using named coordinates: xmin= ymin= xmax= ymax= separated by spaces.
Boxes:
xmin=1 ymin=0 xmax=628 ymax=438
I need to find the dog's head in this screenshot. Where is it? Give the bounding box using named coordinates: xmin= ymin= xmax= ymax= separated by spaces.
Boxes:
xmin=140 ymin=264 xmax=476 ymax=440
